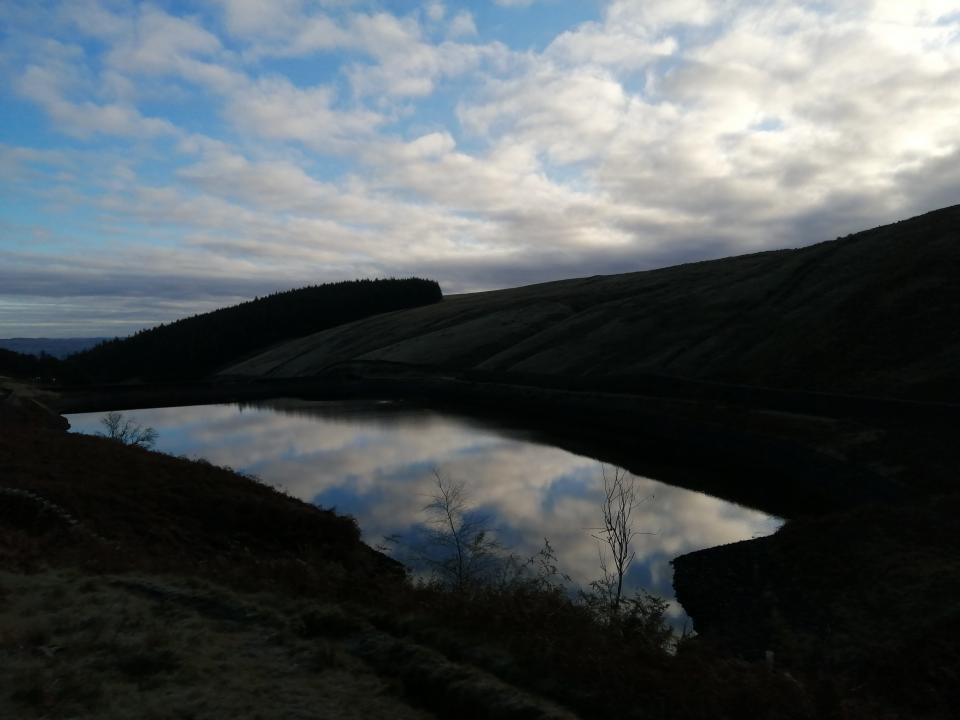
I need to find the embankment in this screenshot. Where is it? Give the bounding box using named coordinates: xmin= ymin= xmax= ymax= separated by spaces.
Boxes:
xmin=672 ymin=491 xmax=960 ymax=717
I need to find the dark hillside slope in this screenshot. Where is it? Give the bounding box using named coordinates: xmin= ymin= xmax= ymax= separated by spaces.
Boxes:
xmin=0 ymin=348 xmax=66 ymax=382
xmin=68 ymin=278 xmax=441 ymax=382
xmin=226 ymin=205 xmax=960 ymax=402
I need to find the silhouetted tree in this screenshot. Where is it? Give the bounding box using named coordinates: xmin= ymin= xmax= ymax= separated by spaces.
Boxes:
xmin=0 ymin=348 xmax=65 ymax=381
xmin=589 ymin=464 xmax=654 ymax=613
xmin=97 ymin=412 xmax=158 ymax=449
xmin=419 ymin=470 xmax=502 ymax=593
xmin=66 ymin=277 xmax=443 ymax=382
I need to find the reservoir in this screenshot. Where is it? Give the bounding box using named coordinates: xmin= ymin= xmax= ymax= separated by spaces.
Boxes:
xmin=66 ymin=399 xmax=783 ymax=623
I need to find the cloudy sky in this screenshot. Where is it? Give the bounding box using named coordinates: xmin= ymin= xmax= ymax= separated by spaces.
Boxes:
xmin=2 ymin=1 xmax=959 ymax=336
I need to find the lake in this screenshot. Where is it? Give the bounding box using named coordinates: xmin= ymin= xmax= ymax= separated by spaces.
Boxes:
xmin=66 ymin=399 xmax=783 ymax=624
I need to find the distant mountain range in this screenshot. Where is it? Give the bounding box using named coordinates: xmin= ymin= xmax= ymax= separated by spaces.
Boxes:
xmin=225 ymin=204 xmax=960 ymax=403
xmin=0 ymin=338 xmax=110 ymax=359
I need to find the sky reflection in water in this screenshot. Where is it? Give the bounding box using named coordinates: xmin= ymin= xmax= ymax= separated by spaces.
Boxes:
xmin=67 ymin=401 xmax=783 ymax=621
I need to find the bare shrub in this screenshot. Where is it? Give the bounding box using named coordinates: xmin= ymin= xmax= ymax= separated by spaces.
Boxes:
xmin=588 ymin=464 xmax=654 ymax=614
xmin=97 ymin=412 xmax=158 ymax=449
xmin=419 ymin=470 xmax=501 ymax=593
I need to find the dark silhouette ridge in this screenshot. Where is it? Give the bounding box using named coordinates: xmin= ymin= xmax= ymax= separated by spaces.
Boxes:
xmin=66 ymin=277 xmax=442 ymax=382
xmin=0 ymin=347 xmax=64 ymax=381
xmin=227 ymin=204 xmax=960 ymax=403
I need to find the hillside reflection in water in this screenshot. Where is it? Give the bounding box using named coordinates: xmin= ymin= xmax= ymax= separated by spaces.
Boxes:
xmin=67 ymin=400 xmax=783 ymax=620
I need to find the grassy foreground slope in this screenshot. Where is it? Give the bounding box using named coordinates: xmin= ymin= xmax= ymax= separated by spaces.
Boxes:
xmin=227 ymin=205 xmax=960 ymax=402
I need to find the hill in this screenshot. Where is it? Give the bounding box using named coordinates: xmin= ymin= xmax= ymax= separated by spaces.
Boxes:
xmin=67 ymin=278 xmax=441 ymax=382
xmin=225 ymin=206 xmax=960 ymax=403
xmin=0 ymin=348 xmax=64 ymax=382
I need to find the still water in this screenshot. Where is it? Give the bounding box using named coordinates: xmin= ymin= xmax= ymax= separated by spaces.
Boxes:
xmin=67 ymin=400 xmax=782 ymax=621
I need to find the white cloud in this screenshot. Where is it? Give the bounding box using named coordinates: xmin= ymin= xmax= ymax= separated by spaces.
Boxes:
xmin=448 ymin=10 xmax=477 ymax=38
xmin=286 ymin=14 xmax=352 ymax=55
xmin=177 ymin=150 xmax=335 ymax=211
xmin=425 ymin=2 xmax=445 ymax=23
xmin=605 ymin=0 xmax=730 ymax=32
xmin=16 ymin=61 xmax=177 ymax=139
xmin=387 ymin=132 xmax=458 ymax=160
xmin=344 ymin=14 xmax=502 ymax=98
xmin=105 ymin=6 xmax=222 ymax=75
xmin=546 ymin=25 xmax=677 ymax=69
xmin=214 ymin=0 xmax=306 ymax=38
xmin=459 ymin=66 xmax=629 ymax=164
xmin=58 ymin=0 xmax=132 ymax=40
xmin=226 ymin=75 xmax=384 ymax=150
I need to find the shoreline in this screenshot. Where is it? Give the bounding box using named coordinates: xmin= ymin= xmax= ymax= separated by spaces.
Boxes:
xmin=50 ymin=372 xmax=914 ymax=518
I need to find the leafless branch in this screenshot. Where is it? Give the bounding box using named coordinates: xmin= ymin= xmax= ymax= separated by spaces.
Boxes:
xmin=591 ymin=464 xmax=654 ymax=612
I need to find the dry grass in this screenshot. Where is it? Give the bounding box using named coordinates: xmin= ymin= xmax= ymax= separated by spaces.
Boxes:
xmin=0 ymin=569 xmax=431 ymax=720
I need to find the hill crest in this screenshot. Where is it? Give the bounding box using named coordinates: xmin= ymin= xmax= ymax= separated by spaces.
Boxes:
xmin=225 ymin=205 xmax=960 ymax=402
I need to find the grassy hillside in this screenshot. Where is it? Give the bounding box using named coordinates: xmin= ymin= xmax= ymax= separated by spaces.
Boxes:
xmin=68 ymin=278 xmax=442 ymax=382
xmin=226 ymin=206 xmax=960 ymax=402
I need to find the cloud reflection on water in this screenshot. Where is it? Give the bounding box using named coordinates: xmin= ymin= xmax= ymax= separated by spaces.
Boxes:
xmin=67 ymin=401 xmax=782 ymax=617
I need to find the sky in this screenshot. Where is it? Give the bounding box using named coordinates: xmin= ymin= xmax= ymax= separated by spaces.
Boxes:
xmin=1 ymin=1 xmax=959 ymax=337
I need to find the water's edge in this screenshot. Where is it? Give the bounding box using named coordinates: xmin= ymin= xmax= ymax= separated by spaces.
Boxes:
xmin=51 ymin=375 xmax=904 ymax=519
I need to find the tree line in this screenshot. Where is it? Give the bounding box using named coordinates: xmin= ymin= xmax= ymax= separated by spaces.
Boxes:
xmin=0 ymin=348 xmax=65 ymax=381
xmin=4 ymin=278 xmax=442 ymax=384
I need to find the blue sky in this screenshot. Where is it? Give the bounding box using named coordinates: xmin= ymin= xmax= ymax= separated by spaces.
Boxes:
xmin=2 ymin=0 xmax=959 ymax=336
